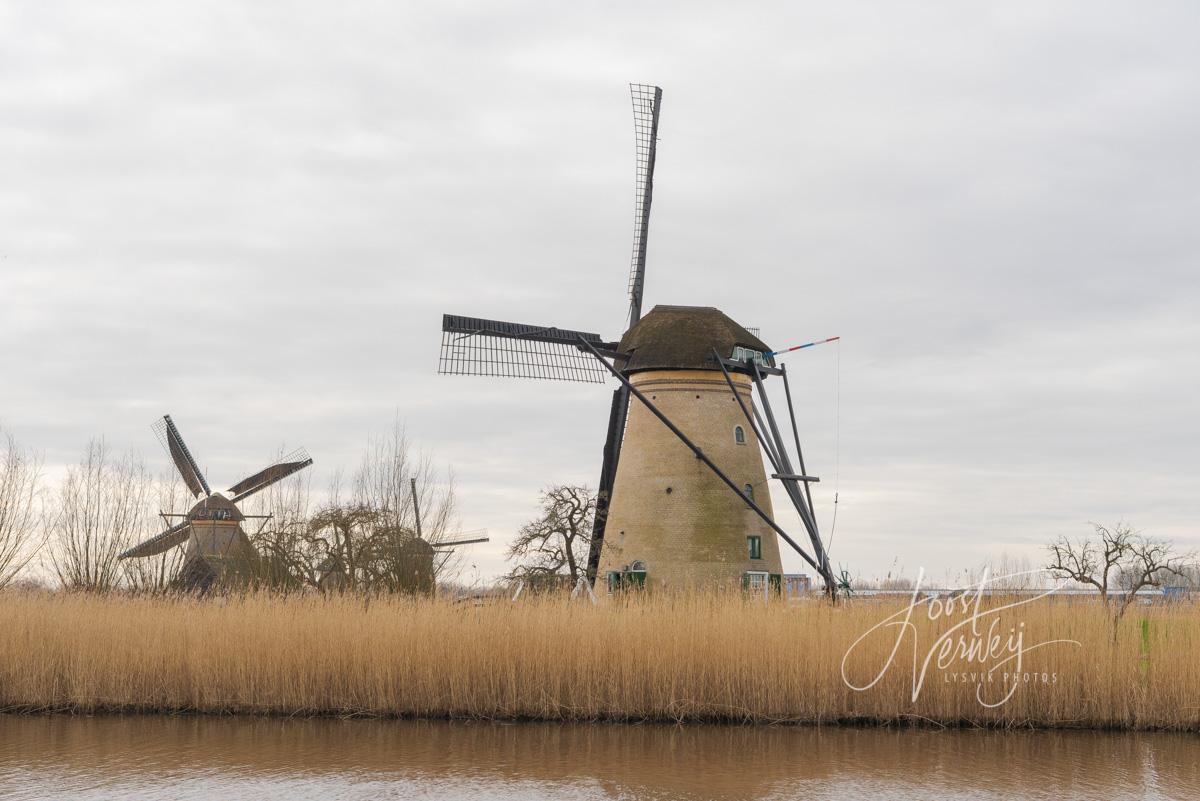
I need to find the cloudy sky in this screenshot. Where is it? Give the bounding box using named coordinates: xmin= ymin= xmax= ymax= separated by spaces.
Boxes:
xmin=2 ymin=1 xmax=1198 ymax=584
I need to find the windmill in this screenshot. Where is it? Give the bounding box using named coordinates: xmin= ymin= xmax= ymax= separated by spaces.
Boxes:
xmin=119 ymin=414 xmax=313 ymax=591
xmin=437 ymin=84 xmax=838 ymax=597
xmin=397 ymin=477 xmax=489 ymax=595
xmin=315 ymin=477 xmax=489 ymax=595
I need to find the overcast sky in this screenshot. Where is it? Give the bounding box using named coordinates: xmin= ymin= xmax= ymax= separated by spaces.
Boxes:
xmin=2 ymin=1 xmax=1198 ymax=584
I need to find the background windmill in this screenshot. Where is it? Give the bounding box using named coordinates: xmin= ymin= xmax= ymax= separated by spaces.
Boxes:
xmin=438 ymin=84 xmax=838 ymax=596
xmin=119 ymin=414 xmax=313 ymax=591
xmin=314 ymin=477 xmax=488 ymax=595
xmin=397 ymin=477 xmax=489 ymax=594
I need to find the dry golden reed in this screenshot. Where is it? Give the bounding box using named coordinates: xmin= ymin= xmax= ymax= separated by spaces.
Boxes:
xmin=1 ymin=589 xmax=1197 ymax=729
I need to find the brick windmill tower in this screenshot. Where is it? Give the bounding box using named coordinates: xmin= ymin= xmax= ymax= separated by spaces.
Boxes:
xmin=438 ymin=85 xmax=836 ymax=597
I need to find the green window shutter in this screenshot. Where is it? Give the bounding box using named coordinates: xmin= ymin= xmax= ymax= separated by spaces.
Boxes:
xmin=769 ymin=574 xmax=782 ymax=594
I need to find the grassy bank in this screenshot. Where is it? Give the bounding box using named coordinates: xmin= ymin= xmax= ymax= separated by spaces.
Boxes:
xmin=1 ymin=590 xmax=1197 ymax=729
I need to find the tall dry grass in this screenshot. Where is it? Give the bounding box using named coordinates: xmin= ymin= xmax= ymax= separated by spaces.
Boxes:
xmin=1 ymin=589 xmax=1197 ymax=729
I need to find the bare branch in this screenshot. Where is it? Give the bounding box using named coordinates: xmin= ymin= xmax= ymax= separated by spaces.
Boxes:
xmin=506 ymin=485 xmax=596 ymax=588
xmin=0 ymin=429 xmax=43 ymax=588
xmin=46 ymin=439 xmax=154 ymax=592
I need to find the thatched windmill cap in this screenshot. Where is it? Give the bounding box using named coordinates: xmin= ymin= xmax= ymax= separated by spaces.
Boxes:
xmin=617 ymin=305 xmax=772 ymax=374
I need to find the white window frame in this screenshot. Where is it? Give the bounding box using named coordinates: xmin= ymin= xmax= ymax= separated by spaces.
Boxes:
xmin=732 ymin=346 xmax=768 ymax=367
xmin=745 ymin=570 xmax=769 ymax=600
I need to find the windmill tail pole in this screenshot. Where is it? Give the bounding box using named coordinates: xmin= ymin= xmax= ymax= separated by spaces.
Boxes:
xmin=765 ymin=336 xmax=839 ymax=359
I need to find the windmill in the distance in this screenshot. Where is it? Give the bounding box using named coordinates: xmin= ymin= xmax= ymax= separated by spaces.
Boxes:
xmin=315 ymin=477 xmax=489 ymax=595
xmin=119 ymin=415 xmax=313 ymax=591
xmin=388 ymin=477 xmax=489 ymax=595
xmin=438 ymin=84 xmax=838 ymax=597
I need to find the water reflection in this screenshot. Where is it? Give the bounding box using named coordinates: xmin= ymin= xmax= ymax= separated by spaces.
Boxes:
xmin=0 ymin=714 xmax=1197 ymax=800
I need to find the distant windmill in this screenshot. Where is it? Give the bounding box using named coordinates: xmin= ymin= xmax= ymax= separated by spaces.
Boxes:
xmin=398 ymin=477 xmax=489 ymax=595
xmin=119 ymin=415 xmax=313 ymax=591
xmin=316 ymin=477 xmax=489 ymax=595
xmin=438 ymin=85 xmax=838 ymax=597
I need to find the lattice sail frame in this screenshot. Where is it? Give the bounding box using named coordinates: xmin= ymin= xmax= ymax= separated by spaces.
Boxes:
xmin=120 ymin=520 xmax=191 ymax=560
xmin=627 ymin=83 xmax=662 ymax=327
xmin=153 ymin=415 xmax=210 ymax=498
xmin=229 ymin=447 xmax=314 ymax=502
xmin=438 ymin=314 xmax=615 ymax=383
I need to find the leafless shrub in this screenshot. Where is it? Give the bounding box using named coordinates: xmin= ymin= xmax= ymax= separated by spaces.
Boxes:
xmin=235 ymin=452 xmax=313 ymax=592
xmin=348 ymin=419 xmax=459 ymax=588
xmin=0 ymin=429 xmax=43 ymax=588
xmin=353 ymin=419 xmax=456 ymax=543
xmin=120 ymin=473 xmax=190 ymax=593
xmin=47 ymin=440 xmax=153 ymax=592
xmin=245 ymin=419 xmax=460 ymax=595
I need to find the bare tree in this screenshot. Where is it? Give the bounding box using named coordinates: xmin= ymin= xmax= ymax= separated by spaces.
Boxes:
xmin=303 ymin=503 xmax=381 ymax=592
xmin=1047 ymin=522 xmax=1193 ymax=636
xmin=350 ymin=419 xmax=460 ymax=587
xmin=47 ymin=440 xmax=154 ymax=592
xmin=242 ymin=422 xmax=462 ymax=595
xmin=353 ymin=421 xmax=455 ymax=537
xmin=243 ymin=455 xmax=314 ymax=591
xmin=506 ymin=485 xmax=595 ymax=587
xmin=121 ymin=472 xmax=190 ymax=593
xmin=0 ymin=429 xmax=43 ymax=588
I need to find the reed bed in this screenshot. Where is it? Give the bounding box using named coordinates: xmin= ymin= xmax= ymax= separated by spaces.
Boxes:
xmin=1 ymin=589 xmax=1197 ymax=729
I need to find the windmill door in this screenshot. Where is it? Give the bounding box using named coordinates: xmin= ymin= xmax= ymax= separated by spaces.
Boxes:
xmin=743 ymin=571 xmax=769 ymax=599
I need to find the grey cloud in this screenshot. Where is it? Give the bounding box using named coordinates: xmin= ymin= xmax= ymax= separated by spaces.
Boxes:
xmin=2 ymin=0 xmax=1198 ymax=581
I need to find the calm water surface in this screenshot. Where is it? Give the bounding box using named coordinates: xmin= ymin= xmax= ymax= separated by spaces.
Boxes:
xmin=0 ymin=714 xmax=1197 ymax=800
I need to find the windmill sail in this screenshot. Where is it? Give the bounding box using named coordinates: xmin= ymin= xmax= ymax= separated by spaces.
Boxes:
xmin=228 ymin=448 xmax=313 ymax=502
xmin=586 ymin=386 xmax=628 ymax=584
xmin=590 ymin=84 xmax=662 ymax=585
xmin=438 ymin=314 xmax=617 ymax=383
xmin=153 ymin=415 xmax=210 ymax=498
xmin=120 ymin=520 xmax=191 ymax=559
xmin=431 ymin=530 xmax=490 ymax=549
xmin=627 ymin=83 xmax=662 ymax=328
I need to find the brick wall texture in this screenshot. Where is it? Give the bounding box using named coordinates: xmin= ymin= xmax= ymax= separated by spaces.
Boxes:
xmin=596 ymin=369 xmax=784 ymax=593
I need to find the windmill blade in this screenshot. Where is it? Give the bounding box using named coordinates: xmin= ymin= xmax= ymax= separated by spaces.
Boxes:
xmin=152 ymin=415 xmax=210 ymax=498
xmin=587 ymin=385 xmax=629 ymax=586
xmin=119 ymin=521 xmax=191 ymax=559
xmin=228 ymin=448 xmax=313 ymax=503
xmin=431 ymin=530 xmax=490 ymax=549
xmin=627 ymin=83 xmax=663 ymax=328
xmin=438 ymin=314 xmax=617 ymax=383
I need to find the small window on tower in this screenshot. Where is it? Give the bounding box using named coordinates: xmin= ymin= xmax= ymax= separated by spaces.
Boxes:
xmin=748 ymin=536 xmax=762 ymax=560
xmin=734 ymin=425 xmax=746 ymax=445
xmin=743 ymin=483 xmax=754 ymax=501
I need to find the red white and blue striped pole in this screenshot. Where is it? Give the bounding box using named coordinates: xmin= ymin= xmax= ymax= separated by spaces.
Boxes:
xmin=765 ymin=336 xmax=840 ymax=359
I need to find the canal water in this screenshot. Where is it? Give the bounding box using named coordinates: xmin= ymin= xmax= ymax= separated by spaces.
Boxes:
xmin=0 ymin=714 xmax=1197 ymax=800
